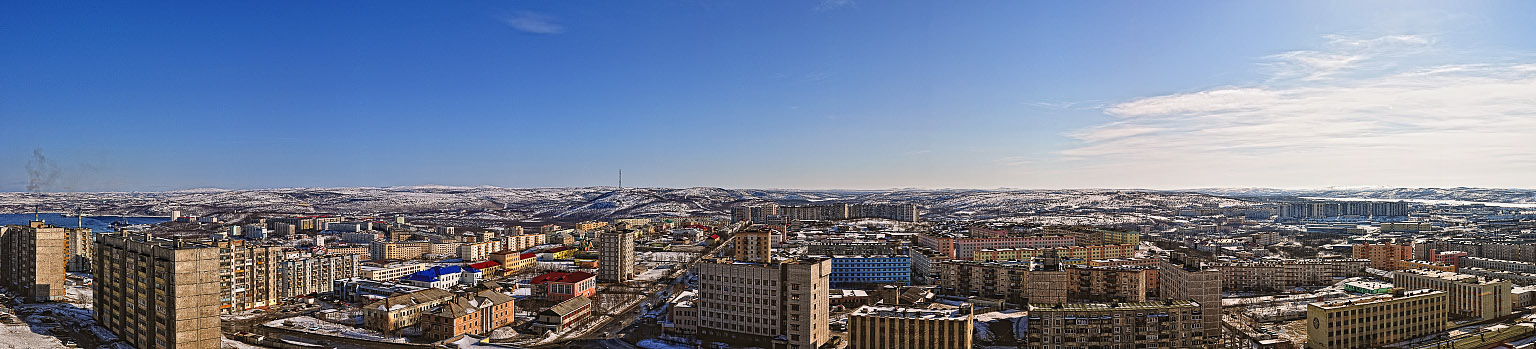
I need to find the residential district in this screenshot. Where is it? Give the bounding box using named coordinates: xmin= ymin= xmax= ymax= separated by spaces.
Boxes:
xmin=5 ymin=200 xmax=1536 ymax=348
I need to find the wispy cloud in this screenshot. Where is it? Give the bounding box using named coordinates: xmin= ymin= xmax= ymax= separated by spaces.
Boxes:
xmin=503 ymin=12 xmax=564 ymax=35
xmin=815 ymin=0 xmax=856 ymax=12
xmin=1060 ymin=34 xmax=1536 ymax=188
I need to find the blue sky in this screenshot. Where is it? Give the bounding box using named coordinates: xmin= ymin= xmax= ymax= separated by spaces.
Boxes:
xmin=4 ymin=1 xmax=1535 ymax=191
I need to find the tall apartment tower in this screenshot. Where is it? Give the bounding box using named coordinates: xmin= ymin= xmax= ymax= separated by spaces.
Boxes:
xmin=696 ymin=257 xmax=832 ymax=349
xmin=0 ymin=221 xmax=68 ymax=302
xmin=65 ymin=227 xmax=94 ymax=272
xmin=598 ymin=228 xmax=636 ymax=283
xmin=217 ymin=240 xmax=283 ymax=312
xmin=95 ymin=233 xmax=222 ymax=349
xmin=1159 ymin=254 xmax=1222 ymax=348
xmin=735 ymin=228 xmax=773 ymax=263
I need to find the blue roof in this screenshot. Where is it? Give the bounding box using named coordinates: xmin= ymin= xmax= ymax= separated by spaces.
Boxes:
xmin=401 ymin=265 xmax=465 ymax=282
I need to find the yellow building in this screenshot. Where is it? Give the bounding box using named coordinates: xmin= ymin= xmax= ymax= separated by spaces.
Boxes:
xmin=848 ymin=305 xmax=972 ymax=349
xmin=1306 ymin=289 xmax=1447 ymax=349
xmin=1391 ymin=269 xmax=1512 ymax=320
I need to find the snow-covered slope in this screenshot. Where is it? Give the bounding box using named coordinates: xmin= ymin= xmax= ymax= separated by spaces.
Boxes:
xmin=1192 ymin=187 xmax=1536 ymax=204
xmin=0 ymin=186 xmax=1247 ymax=223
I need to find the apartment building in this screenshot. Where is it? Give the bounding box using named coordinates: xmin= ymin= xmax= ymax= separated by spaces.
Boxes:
xmin=935 ymin=260 xmax=1070 ymax=304
xmin=598 ymin=229 xmax=636 ymax=283
xmin=1089 ymin=257 xmax=1163 ymax=292
xmin=276 ymin=252 xmax=360 ymax=298
xmin=1462 ymin=257 xmax=1536 ymax=274
xmin=1208 ymin=259 xmax=1370 ymax=292
xmin=457 ymin=240 xmax=501 ymax=262
xmin=370 ymin=241 xmax=431 ymax=260
xmin=848 ymin=305 xmax=973 ymax=349
xmin=814 ymin=254 xmax=911 ymax=287
xmin=362 ymin=288 xmax=455 ymax=332
xmin=1065 ymin=264 xmax=1147 ymax=303
xmin=420 ymin=289 xmax=516 ymax=341
xmin=94 ymin=233 xmax=222 ymax=349
xmin=65 ymin=227 xmax=92 ymax=272
xmin=1305 ymin=289 xmax=1447 ymax=349
xmin=1159 ymin=257 xmax=1222 ymax=347
xmin=917 ymin=234 xmax=1075 ymax=259
xmin=971 ymin=244 xmax=1136 ymax=262
xmin=1025 ymin=301 xmax=1206 ymax=348
xmin=696 ymin=257 xmax=832 ymax=349
xmin=215 ymin=240 xmax=282 ymax=311
xmin=1391 ymin=269 xmax=1512 ymax=320
xmin=0 ymin=221 xmax=67 ymax=302
xmin=733 ymin=203 xmax=920 ymax=223
xmin=734 ymin=228 xmax=773 ymax=263
xmin=503 ymin=233 xmax=545 ymax=252
xmin=360 ymin=261 xmax=433 ymax=281
xmin=1352 ymin=243 xmax=1413 ymax=270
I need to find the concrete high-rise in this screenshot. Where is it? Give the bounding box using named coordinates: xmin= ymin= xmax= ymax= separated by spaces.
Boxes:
xmin=66 ymin=227 xmax=93 ymax=273
xmin=95 ymin=232 xmax=222 ymax=349
xmin=0 ymin=221 xmax=68 ymax=302
xmin=848 ymin=305 xmax=972 ymax=349
xmin=598 ymin=228 xmax=636 ymax=283
xmin=734 ymin=228 xmax=772 ymax=263
xmin=696 ymin=257 xmax=832 ymax=349
xmin=1159 ymin=254 xmax=1222 ymax=348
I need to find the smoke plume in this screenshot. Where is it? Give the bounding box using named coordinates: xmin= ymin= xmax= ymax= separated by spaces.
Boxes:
xmin=26 ymin=148 xmax=59 ymax=192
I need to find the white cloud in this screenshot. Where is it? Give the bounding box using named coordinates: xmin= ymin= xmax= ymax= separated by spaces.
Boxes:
xmin=1057 ymin=34 xmax=1536 ymax=188
xmin=504 ymin=12 xmax=564 ymax=35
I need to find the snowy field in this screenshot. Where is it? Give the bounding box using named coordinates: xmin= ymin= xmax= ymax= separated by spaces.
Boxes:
xmin=263 ymin=315 xmax=406 ymax=343
xmin=0 ymin=324 xmax=64 ymax=349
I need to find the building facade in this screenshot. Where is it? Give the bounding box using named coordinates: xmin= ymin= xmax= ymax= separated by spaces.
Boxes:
xmin=1352 ymin=243 xmax=1413 ymax=270
xmin=598 ymin=229 xmax=636 ymax=283
xmin=848 ymin=305 xmax=972 ymax=349
xmin=94 ymin=233 xmax=222 ymax=349
xmin=971 ymin=244 xmax=1136 ymax=262
xmin=362 ymin=288 xmax=455 ymax=332
xmin=696 ymin=257 xmax=832 ymax=349
xmin=420 ymin=289 xmax=516 ymax=340
xmin=1158 ymin=258 xmax=1222 ymax=347
xmin=1391 ymin=269 xmax=1511 ymax=320
xmin=1026 ymin=301 xmax=1207 ymax=348
xmin=0 ymin=221 xmax=67 ymax=302
xmin=530 ymin=271 xmax=597 ymax=301
xmin=917 ymin=234 xmax=1075 ymax=260
xmin=1305 ymin=290 xmax=1447 ymax=349
xmin=817 ymin=255 xmax=911 ymax=287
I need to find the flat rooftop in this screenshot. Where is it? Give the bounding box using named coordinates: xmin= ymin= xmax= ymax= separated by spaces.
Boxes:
xmin=1028 ymin=300 xmax=1197 ymax=312
xmin=851 ymin=305 xmax=968 ymax=320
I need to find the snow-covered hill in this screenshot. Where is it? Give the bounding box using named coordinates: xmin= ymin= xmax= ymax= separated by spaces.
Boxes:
xmin=0 ymin=186 xmax=1248 ymax=223
xmin=1192 ymin=187 xmax=1536 ymax=204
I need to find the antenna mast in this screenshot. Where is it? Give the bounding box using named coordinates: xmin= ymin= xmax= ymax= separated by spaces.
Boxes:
xmin=619 ymin=169 xmax=623 ymax=190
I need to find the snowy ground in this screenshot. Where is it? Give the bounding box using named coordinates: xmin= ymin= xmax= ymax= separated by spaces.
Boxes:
xmin=638 ymin=252 xmax=697 ymax=263
xmin=221 ymin=335 xmax=265 ymax=349
xmin=0 ymin=324 xmax=64 ymax=349
xmin=263 ymin=315 xmax=406 ymax=343
xmin=634 ymin=267 xmax=671 ymax=282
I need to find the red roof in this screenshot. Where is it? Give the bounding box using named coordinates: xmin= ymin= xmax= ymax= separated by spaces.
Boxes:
xmin=468 ymin=261 xmax=500 ymax=269
xmin=547 ymin=246 xmax=570 ymax=253
xmin=520 ymin=252 xmax=537 ymax=259
xmin=530 ymin=271 xmax=595 ymax=284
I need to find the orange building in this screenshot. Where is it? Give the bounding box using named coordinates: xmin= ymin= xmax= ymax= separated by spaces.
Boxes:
xmin=1353 ymin=243 xmax=1414 ymax=270
xmin=421 ymin=290 xmax=517 ymax=340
